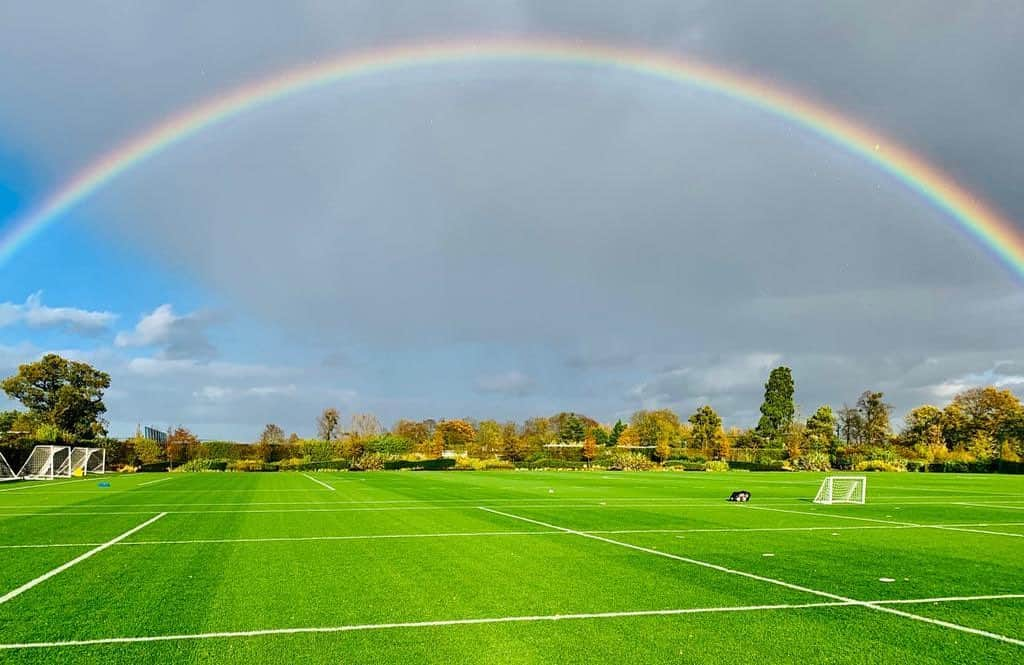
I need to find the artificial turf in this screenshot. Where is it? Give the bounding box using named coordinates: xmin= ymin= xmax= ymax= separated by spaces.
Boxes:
xmin=0 ymin=470 xmax=1021 ymax=663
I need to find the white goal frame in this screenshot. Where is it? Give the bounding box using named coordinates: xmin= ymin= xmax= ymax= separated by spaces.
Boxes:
xmin=17 ymin=445 xmax=72 ymax=480
xmin=813 ymin=475 xmax=866 ymax=505
xmin=70 ymin=447 xmax=106 ymax=476
xmin=0 ymin=451 xmax=16 ymax=482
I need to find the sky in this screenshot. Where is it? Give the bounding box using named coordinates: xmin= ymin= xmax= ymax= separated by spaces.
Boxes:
xmin=1 ymin=2 xmax=1023 ymax=440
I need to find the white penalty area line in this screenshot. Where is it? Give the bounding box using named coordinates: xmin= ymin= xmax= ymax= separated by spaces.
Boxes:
xmin=479 ymin=507 xmax=1024 ymax=648
xmin=746 ymin=505 xmax=1024 ymax=539
xmin=300 ymin=473 xmax=336 ymax=491
xmin=2 ymin=594 xmax=1023 ymax=651
xmin=137 ymin=477 xmax=175 ymax=487
xmin=0 ymin=513 xmax=167 ymax=606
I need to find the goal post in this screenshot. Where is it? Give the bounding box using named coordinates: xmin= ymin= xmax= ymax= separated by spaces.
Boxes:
xmin=813 ymin=476 xmax=866 ymax=505
xmin=0 ymin=452 xmax=16 ymax=482
xmin=70 ymin=447 xmax=106 ymax=476
xmin=17 ymin=445 xmax=72 ymax=480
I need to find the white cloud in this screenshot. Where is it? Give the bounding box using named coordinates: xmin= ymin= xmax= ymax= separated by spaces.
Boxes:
xmin=929 ymin=364 xmax=1024 ymax=400
xmin=0 ymin=292 xmax=116 ymax=334
xmin=475 ymin=370 xmax=534 ymax=397
xmin=115 ymin=305 xmax=215 ymax=359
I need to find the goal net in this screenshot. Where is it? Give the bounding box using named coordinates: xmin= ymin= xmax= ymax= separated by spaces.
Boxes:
xmin=813 ymin=476 xmax=866 ymax=505
xmin=70 ymin=447 xmax=106 ymax=476
xmin=17 ymin=445 xmax=72 ymax=480
xmin=0 ymin=452 xmax=16 ymax=482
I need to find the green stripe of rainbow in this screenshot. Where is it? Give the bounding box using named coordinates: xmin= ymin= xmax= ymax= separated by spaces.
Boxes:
xmin=2 ymin=38 xmax=1022 ymax=277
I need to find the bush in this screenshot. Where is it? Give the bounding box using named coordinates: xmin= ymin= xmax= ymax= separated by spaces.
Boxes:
xmin=854 ymin=459 xmax=906 ymax=472
xmin=608 ymin=450 xmax=655 ymax=471
xmin=728 ymin=460 xmax=789 ymax=471
xmin=228 ymin=459 xmax=276 ymax=472
xmin=454 ymin=457 xmax=515 ymax=470
xmin=350 ymin=453 xmax=385 ymax=471
xmin=703 ymin=460 xmax=729 ymax=472
xmin=664 ymin=460 xmax=704 ymax=471
xmin=788 ymin=452 xmax=831 ymax=472
xmin=173 ymin=456 xmax=221 ymax=471
xmin=382 ymin=458 xmax=457 ymax=471
xmin=905 ymin=460 xmax=926 ymax=472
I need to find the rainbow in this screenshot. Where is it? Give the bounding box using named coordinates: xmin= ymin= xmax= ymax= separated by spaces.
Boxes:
xmin=2 ymin=38 xmax=1022 ymax=277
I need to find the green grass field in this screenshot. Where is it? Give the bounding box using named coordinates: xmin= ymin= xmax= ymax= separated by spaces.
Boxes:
xmin=0 ymin=470 xmax=1021 ymax=663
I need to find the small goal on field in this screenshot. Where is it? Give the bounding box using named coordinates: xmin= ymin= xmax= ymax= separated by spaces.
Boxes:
xmin=17 ymin=445 xmax=72 ymax=480
xmin=70 ymin=447 xmax=106 ymax=476
xmin=813 ymin=476 xmax=866 ymax=505
xmin=0 ymin=452 xmax=16 ymax=482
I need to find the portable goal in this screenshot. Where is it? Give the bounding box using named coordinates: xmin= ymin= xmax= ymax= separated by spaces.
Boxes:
xmin=813 ymin=476 xmax=866 ymax=505
xmin=0 ymin=452 xmax=16 ymax=482
xmin=17 ymin=445 xmax=72 ymax=480
xmin=70 ymin=447 xmax=106 ymax=476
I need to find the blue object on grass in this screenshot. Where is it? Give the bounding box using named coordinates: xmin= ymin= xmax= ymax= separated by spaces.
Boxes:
xmin=98 ymin=481 xmax=111 ymax=488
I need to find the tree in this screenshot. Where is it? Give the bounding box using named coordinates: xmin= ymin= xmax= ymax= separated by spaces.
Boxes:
xmin=689 ymin=406 xmax=725 ymax=458
xmin=255 ymin=423 xmax=285 ymax=462
xmin=630 ymin=410 xmax=681 ymax=451
xmin=166 ymin=427 xmax=200 ymax=466
xmin=501 ymin=422 xmax=526 ymax=462
xmin=474 ymin=420 xmax=504 ymax=458
xmin=945 ymin=387 xmax=1023 ymax=448
xmin=857 ymin=391 xmax=892 ymax=448
xmin=350 ymin=413 xmax=382 ymax=439
xmin=131 ymin=431 xmax=163 ymax=465
xmin=837 ymin=405 xmax=863 ymax=447
xmin=756 ymin=367 xmax=795 ymax=447
xmin=609 ymin=420 xmax=626 ymax=446
xmin=393 ymin=420 xmax=432 ymax=450
xmin=0 ymin=410 xmax=19 ymax=434
xmin=899 ymin=406 xmax=944 ymax=449
xmin=582 ymin=431 xmax=598 ymax=466
xmin=435 ymin=419 xmax=476 ymax=452
xmin=2 ymin=354 xmax=111 ymax=438
xmin=590 ymin=426 xmax=609 ymax=447
xmin=558 ymin=413 xmax=586 ymax=444
xmin=805 ymin=406 xmax=837 ymax=452
xmin=317 ymin=408 xmax=341 ymax=441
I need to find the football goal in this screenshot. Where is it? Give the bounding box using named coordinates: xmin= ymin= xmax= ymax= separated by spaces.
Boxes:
xmin=70 ymin=447 xmax=106 ymax=476
xmin=813 ymin=476 xmax=866 ymax=505
xmin=0 ymin=452 xmax=16 ymax=482
xmin=17 ymin=445 xmax=72 ymax=480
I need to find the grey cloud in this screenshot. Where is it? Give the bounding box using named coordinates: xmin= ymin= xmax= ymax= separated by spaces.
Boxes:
xmin=1 ymin=3 xmax=1022 ymax=435
xmin=115 ymin=305 xmax=218 ymax=360
xmin=475 ymin=370 xmax=534 ymax=397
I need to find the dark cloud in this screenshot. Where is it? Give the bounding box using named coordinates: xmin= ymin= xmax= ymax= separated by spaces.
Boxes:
xmin=1 ymin=3 xmax=1021 ymax=433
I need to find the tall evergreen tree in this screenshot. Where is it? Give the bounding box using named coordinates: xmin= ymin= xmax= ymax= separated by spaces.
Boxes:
xmin=756 ymin=366 xmax=795 ymax=446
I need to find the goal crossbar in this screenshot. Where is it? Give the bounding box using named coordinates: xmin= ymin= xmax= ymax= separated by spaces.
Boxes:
xmin=813 ymin=476 xmax=866 ymax=505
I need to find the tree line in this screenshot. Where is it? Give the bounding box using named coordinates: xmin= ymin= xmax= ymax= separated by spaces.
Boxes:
xmin=2 ymin=354 xmax=1023 ymax=472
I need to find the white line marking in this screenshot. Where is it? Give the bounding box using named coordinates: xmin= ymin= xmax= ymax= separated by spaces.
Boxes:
xmin=300 ymin=473 xmax=335 ymax=491
xmin=960 ymin=502 xmax=1024 ymax=511
xmin=479 ymin=507 xmax=1024 ymax=647
xmin=0 ymin=513 xmax=167 ymax=606
xmin=747 ymin=506 xmax=1024 ymax=539
xmin=0 ymin=478 xmax=94 ymax=493
xmin=2 ymin=593 xmax=1022 ymax=650
xmin=137 ymin=477 xmax=174 ymax=487
xmin=4 ymin=521 xmax=1024 ymax=550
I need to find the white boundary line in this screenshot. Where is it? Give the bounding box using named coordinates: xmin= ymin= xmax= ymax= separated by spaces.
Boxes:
xmin=5 ymin=521 xmax=1024 ymax=550
xmin=1 ymin=593 xmax=1022 ymax=651
xmin=0 ymin=513 xmax=167 ymax=606
xmin=300 ymin=473 xmax=335 ymax=491
xmin=0 ymin=478 xmax=94 ymax=493
xmin=747 ymin=505 xmax=1024 ymax=539
xmin=138 ymin=477 xmax=174 ymax=487
xmin=959 ymin=502 xmax=1024 ymax=511
xmin=478 ymin=507 xmax=1024 ymax=647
